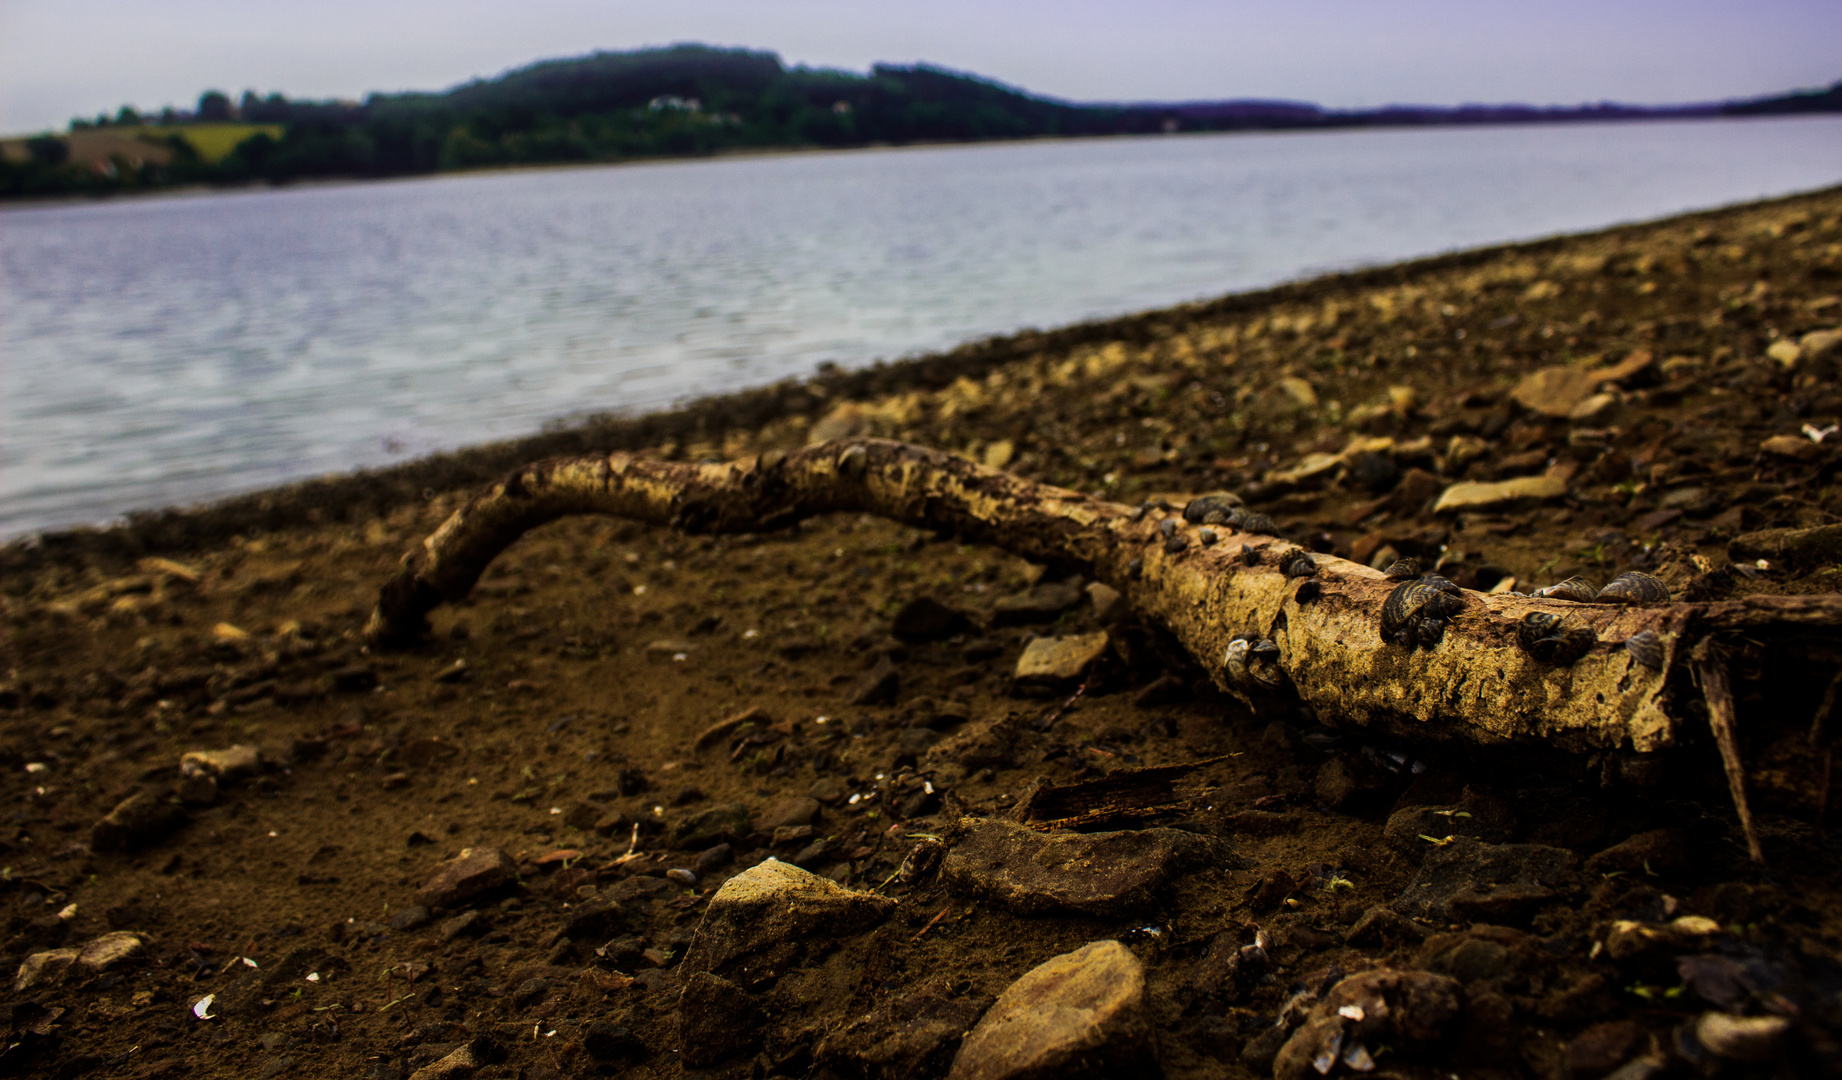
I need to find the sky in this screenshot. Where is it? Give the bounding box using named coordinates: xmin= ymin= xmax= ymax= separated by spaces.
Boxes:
xmin=3 ymin=0 xmax=1839 ymax=134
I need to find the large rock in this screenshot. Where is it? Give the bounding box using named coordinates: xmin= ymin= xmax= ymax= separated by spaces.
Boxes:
xmin=1432 ymin=474 xmax=1568 ymax=514
xmin=817 ymin=976 xmax=994 ymax=1079
xmin=91 ymin=790 xmax=187 ymax=851
xmin=942 ymin=817 xmax=1232 ymax=916
xmin=678 ymin=858 xmax=896 ymax=1065
xmin=948 ymin=940 xmax=1153 ymax=1080
xmin=413 ymin=847 xmax=517 ymax=908
xmin=1395 ymin=838 xmax=1578 ymax=924
xmin=1013 ymin=633 xmax=1110 ymax=687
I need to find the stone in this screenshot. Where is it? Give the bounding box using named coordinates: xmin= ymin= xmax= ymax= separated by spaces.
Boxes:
xmin=1383 ymin=791 xmax=1516 ymax=853
xmin=1730 ymin=522 xmax=1842 ymax=567
xmin=176 ymin=772 xmax=219 ymax=806
xmin=15 ymin=947 xmax=79 ymax=992
xmin=1426 ymin=935 xmax=1512 ymax=984
xmin=682 ymin=858 xmax=895 ymax=988
xmin=1603 ymin=915 xmax=1720 ymax=963
xmin=1760 ymin=434 xmax=1820 ymax=461
xmin=1569 ymin=392 xmax=1619 ymax=424
xmin=1274 ymin=969 xmax=1462 ymax=1080
xmin=1433 ymin=474 xmax=1568 ymax=513
xmin=413 ymin=847 xmax=516 ymax=908
xmin=850 ymin=656 xmax=901 ymax=706
xmin=1313 ymin=755 xmax=1390 ymax=810
xmin=983 ymin=439 xmax=1016 ymax=469
xmin=1394 ymin=838 xmax=1578 ymax=924
xmin=407 ymin=1036 xmax=502 ymax=1080
xmin=991 ymin=578 xmax=1087 ymax=626
xmin=1766 ymin=339 xmax=1803 ymax=367
xmin=891 ymin=596 xmax=974 ymax=642
xmin=948 ymin=940 xmax=1153 ymax=1080
xmin=180 ymin=744 xmax=261 ymax=783
xmin=1344 ymin=906 xmax=1427 ymax=947
xmin=1801 ymin=327 xmax=1842 ymax=366
xmin=673 ymin=803 xmax=752 ymax=848
xmin=91 ymin=790 xmax=187 ymax=851
xmin=809 ymin=776 xmax=847 ymax=805
xmin=387 ymin=905 xmax=431 ymax=932
xmin=942 ymin=817 xmax=1233 ymax=916
xmin=438 ymin=911 xmax=488 ymax=942
xmin=1013 ymin=632 xmax=1110 ymax=686
xmin=816 ymin=976 xmax=993 ymax=1079
xmin=678 ymin=971 xmax=764 ymax=1066
xmin=1694 ymin=1011 xmax=1789 ymax=1062
xmin=1566 ymin=1020 xmax=1642 ymax=1077
xmin=755 ymin=796 xmax=820 ymax=832
xmin=581 ymin=1020 xmax=644 ymax=1062
xmin=1512 ymin=365 xmax=1602 ymax=417
xmin=1084 ymin=582 xmax=1123 ymax=621
xmin=75 ymin=931 xmax=144 ymax=974
xmin=1583 ymin=828 xmax=1688 ymax=875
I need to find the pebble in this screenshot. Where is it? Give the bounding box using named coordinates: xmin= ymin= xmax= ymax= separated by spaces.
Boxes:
xmin=942 ymin=817 xmax=1234 ymax=916
xmin=665 ymin=868 xmax=698 ymax=887
xmin=1394 ymin=838 xmax=1578 ymax=924
xmin=1013 ymin=632 xmax=1110 ymax=686
xmin=809 ymin=776 xmax=847 ymax=805
xmin=1432 ymin=474 xmax=1568 ymax=513
xmin=1273 ymin=969 xmax=1461 ymax=1080
xmin=1085 ymin=582 xmax=1123 ymax=620
xmin=849 ymin=656 xmax=900 ymax=705
xmin=694 ymin=843 xmax=734 ymax=874
xmin=1693 ymin=1011 xmax=1789 ymax=1062
xmin=387 ymin=905 xmax=430 ymax=932
xmin=891 ymin=596 xmax=974 ymax=642
xmin=991 ymin=578 xmax=1087 ymax=625
xmin=1343 ymin=905 xmax=1427 ymax=947
xmin=412 ymin=847 xmax=517 ymax=909
xmin=407 ymin=1036 xmax=501 ymax=1080
xmin=14 ymin=947 xmax=79 ymax=992
xmin=180 ymin=744 xmax=261 ymax=783
xmin=1511 ymin=365 xmax=1604 ymax=417
xmin=1566 ymin=1020 xmax=1642 ymax=1076
xmin=948 ymin=940 xmax=1152 ymax=1080
xmin=91 ymin=790 xmax=187 ymax=851
xmin=1760 ymin=434 xmax=1820 ymax=461
xmin=681 ymin=857 xmax=896 ymax=985
xmin=76 ymin=931 xmax=145 ymax=974
xmin=1382 ymin=791 xmax=1516 ymax=852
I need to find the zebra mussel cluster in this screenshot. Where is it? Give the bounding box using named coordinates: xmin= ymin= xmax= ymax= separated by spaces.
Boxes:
xmin=1520 ymin=570 xmax=1672 ymax=669
xmin=1181 ymin=494 xmax=1281 ymax=538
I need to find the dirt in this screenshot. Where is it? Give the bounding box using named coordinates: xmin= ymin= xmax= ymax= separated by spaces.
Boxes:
xmin=3 ymin=186 xmax=1842 ymax=1080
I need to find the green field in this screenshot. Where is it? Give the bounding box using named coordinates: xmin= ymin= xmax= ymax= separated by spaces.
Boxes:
xmin=140 ymin=123 xmax=284 ymax=163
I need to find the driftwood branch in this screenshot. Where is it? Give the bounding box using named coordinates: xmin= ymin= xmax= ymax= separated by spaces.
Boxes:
xmin=368 ymin=439 xmax=1842 ymax=757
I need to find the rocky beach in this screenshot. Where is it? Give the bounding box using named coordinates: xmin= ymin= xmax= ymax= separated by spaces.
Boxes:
xmin=4 ymin=185 xmax=1842 ymax=1080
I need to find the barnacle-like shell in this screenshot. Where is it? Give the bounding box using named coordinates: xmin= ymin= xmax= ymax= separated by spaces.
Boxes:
xmin=1164 ymin=535 xmax=1190 ymax=555
xmin=1381 ymin=558 xmax=1421 ymax=581
xmin=1531 ymin=576 xmax=1598 ymax=602
xmin=1159 ymin=518 xmax=1179 ymax=539
xmin=1183 ymin=492 xmax=1244 ymax=525
xmin=1380 ymin=574 xmax=1466 ymax=649
xmin=1596 ymin=571 xmax=1670 ymax=605
xmin=1226 ymin=508 xmax=1281 ymax=537
xmin=1517 ymin=611 xmax=1595 ymax=665
xmin=1224 ymin=636 xmax=1286 ymax=690
xmin=1624 ymin=630 xmax=1665 ymax=670
xmin=1241 ymin=544 xmax=1260 ymax=566
xmin=1199 ymin=528 xmax=1218 ymax=547
xmin=1281 ymin=550 xmax=1318 ymax=578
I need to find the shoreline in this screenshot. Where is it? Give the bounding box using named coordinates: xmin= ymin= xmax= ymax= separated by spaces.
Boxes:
xmin=5 ymin=180 xmax=1837 ymax=578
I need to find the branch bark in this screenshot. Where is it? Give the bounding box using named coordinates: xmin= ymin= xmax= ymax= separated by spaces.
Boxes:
xmin=367 ymin=439 xmax=1842 ymax=755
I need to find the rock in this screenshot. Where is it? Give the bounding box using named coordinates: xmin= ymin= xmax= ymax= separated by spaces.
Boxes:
xmin=1383 ymin=790 xmax=1516 ymax=853
xmin=678 ymin=971 xmax=764 ymax=1066
xmin=75 ymin=931 xmax=144 ymax=974
xmin=991 ymin=578 xmax=1086 ymax=626
xmin=1730 ymin=522 xmax=1842 ymax=567
xmin=387 ymin=905 xmax=431 ymax=932
xmin=983 ymin=439 xmax=1016 ymax=469
xmin=1423 ymin=933 xmax=1513 ymax=984
xmin=817 ymin=976 xmax=994 ymax=1079
xmin=942 ymin=817 xmax=1233 ymax=916
xmin=581 ymin=1020 xmax=644 ymax=1062
xmin=673 ymin=803 xmax=752 ymax=848
xmin=15 ymin=947 xmax=79 ymax=992
xmin=809 ymin=776 xmax=847 ymax=804
xmin=809 ymin=402 xmax=871 ymax=443
xmin=1767 ymin=339 xmax=1804 ymax=367
xmin=176 ymin=772 xmax=219 ymax=805
xmin=1603 ymin=915 xmax=1720 ymax=963
xmin=439 ymin=911 xmax=488 ymax=942
xmin=692 ymin=706 xmax=771 ymax=751
xmin=91 ymin=790 xmax=187 ymax=851
xmin=1512 ymin=365 xmax=1603 ymax=417
xmin=682 ymin=858 xmax=895 ymax=987
xmin=1433 ymin=474 xmax=1568 ymax=513
xmin=413 ymin=847 xmax=517 ymax=908
xmin=1013 ymin=632 xmax=1110 ymax=686
xmin=1694 ymin=1011 xmax=1789 ymax=1062
xmin=948 ymin=940 xmax=1153 ymax=1080
xmin=1566 ymin=1020 xmax=1642 ymax=1077
xmin=1569 ymin=393 xmax=1620 ymax=424
xmin=850 ymin=656 xmax=901 ymax=706
xmin=1274 ymin=969 xmax=1462 ymax=1080
xmin=1394 ymin=838 xmax=1578 ymax=924
xmin=1344 ymin=906 xmax=1427 ymax=947
xmin=180 ymin=744 xmax=261 ymax=783
xmin=1801 ymin=327 xmax=1842 ymax=367
xmin=891 ymin=597 xmax=974 ymax=642
xmin=1583 ymin=828 xmax=1688 ymax=875
xmin=1313 ymin=755 xmax=1391 ymax=810
xmin=1760 ymin=434 xmax=1821 ymax=461
xmin=1084 ymin=582 xmax=1123 ymax=621
xmin=755 ymin=797 xmax=820 ymax=832
xmin=407 ymin=1036 xmax=502 ymax=1080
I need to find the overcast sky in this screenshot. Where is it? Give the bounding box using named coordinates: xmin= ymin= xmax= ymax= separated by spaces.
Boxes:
xmin=3 ymin=0 xmax=1838 ymax=133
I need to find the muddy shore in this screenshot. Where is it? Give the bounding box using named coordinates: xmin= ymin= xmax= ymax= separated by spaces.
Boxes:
xmin=3 ymin=186 xmax=1842 ymax=1080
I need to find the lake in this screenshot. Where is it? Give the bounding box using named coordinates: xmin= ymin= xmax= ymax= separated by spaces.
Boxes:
xmin=4 ymin=115 xmax=1842 ymax=539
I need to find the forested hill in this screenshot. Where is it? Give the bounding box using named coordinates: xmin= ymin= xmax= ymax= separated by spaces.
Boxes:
xmin=4 ymin=44 xmax=1839 ymax=198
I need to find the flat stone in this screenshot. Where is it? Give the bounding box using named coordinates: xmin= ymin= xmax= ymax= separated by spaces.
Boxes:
xmin=75 ymin=931 xmax=144 ymax=973
xmin=942 ymin=817 xmax=1233 ymax=916
xmin=1085 ymin=582 xmax=1123 ymax=621
xmin=755 ymin=796 xmax=820 ymax=832
xmin=407 ymin=1037 xmax=501 ymax=1080
xmin=1344 ymin=905 xmax=1427 ymax=947
xmin=1801 ymin=327 xmax=1842 ymax=366
xmin=413 ymin=847 xmax=516 ymax=908
xmin=1013 ymin=632 xmax=1110 ymax=686
xmin=678 ymin=971 xmax=764 ymax=1066
xmin=1730 ymin=522 xmax=1842 ymax=567
xmin=891 ymin=596 xmax=974 ymax=642
xmin=1383 ymin=791 xmax=1516 ymax=853
xmin=1566 ymin=1020 xmax=1642 ymax=1076
xmin=849 ymin=656 xmax=900 ymax=705
xmin=948 ymin=940 xmax=1153 ymax=1080
xmin=673 ymin=803 xmax=752 ymax=848
xmin=1395 ymin=838 xmax=1578 ymax=925
xmin=180 ymin=744 xmax=261 ymax=783
xmin=388 ymin=905 xmax=431 ymax=932
xmin=1695 ymin=1012 xmax=1789 ymax=1062
xmin=1569 ymin=392 xmax=1619 ymax=424
xmin=817 ymin=976 xmax=993 ymax=1079
xmin=1584 ymin=828 xmax=1688 ymax=875
xmin=91 ymin=790 xmax=187 ymax=851
xmin=1433 ymin=474 xmax=1568 ymax=513
xmin=991 ymin=578 xmax=1087 ymax=626
xmin=15 ymin=947 xmax=79 ymax=992
xmin=1760 ymin=434 xmax=1821 ymax=461
xmin=1512 ymin=365 xmax=1602 ymax=417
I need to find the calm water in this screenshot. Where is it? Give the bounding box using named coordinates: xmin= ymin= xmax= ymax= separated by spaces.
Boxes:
xmin=5 ymin=116 xmax=1842 ymax=538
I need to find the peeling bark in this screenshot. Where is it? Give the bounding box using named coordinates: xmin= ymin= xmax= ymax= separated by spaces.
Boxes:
xmin=368 ymin=439 xmax=1842 ymax=756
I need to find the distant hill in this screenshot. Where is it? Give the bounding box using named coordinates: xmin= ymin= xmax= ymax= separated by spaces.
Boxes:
xmin=4 ymin=44 xmax=1838 ymax=198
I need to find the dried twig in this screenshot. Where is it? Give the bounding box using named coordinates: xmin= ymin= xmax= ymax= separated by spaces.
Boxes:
xmin=1694 ymin=644 xmax=1765 ymax=864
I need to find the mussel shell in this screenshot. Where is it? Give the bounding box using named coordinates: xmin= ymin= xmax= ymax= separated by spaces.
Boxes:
xmin=1531 ymin=576 xmax=1598 ymax=603
xmin=1624 ymin=630 xmax=1665 ymax=670
xmin=1227 ymin=508 xmax=1281 ymax=536
xmin=1246 ymin=638 xmax=1286 ymax=688
xmin=1164 ymin=535 xmax=1190 ymax=555
xmin=1518 ymin=612 xmax=1595 ymax=665
xmin=1159 ymin=518 xmax=1179 ymax=538
xmin=1241 ymin=544 xmax=1260 ymax=566
xmin=1380 ymin=574 xmax=1466 ymax=648
xmin=1282 ymin=551 xmax=1319 ymax=578
xmin=1183 ymin=493 xmax=1243 ymax=525
xmin=1596 ymin=571 xmax=1670 ymax=605
xmin=1381 ymin=558 xmax=1422 ymax=581
xmin=1199 ymin=528 xmax=1218 ymax=547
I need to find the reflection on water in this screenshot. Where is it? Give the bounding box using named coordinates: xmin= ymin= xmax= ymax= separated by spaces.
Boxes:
xmin=3 ymin=116 xmax=1841 ymax=537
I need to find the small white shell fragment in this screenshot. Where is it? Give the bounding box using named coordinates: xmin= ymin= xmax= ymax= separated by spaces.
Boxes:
xmin=1338 ymin=1004 xmax=1366 ymax=1021
xmin=193 ymin=994 xmax=217 ymax=1019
